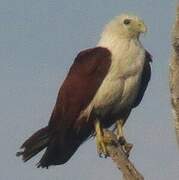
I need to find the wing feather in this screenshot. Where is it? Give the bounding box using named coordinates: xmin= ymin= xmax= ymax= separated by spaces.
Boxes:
xmin=48 ymin=47 xmax=111 ymax=132
xmin=132 ymin=50 xmax=152 ymax=108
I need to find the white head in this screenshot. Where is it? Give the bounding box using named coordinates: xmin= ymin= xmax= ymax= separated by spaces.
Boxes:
xmin=100 ymin=14 xmax=147 ymax=40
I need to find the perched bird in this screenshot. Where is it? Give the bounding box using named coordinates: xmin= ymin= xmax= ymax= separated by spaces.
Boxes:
xmin=17 ymin=14 xmax=152 ymax=168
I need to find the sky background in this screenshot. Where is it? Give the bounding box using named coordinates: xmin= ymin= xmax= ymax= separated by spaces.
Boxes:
xmin=1 ymin=0 xmax=179 ymax=179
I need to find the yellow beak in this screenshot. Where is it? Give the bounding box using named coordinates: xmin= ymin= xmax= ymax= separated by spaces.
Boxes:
xmin=138 ymin=21 xmax=147 ymax=33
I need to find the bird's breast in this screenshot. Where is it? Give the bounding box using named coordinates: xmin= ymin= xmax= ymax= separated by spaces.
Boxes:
xmin=92 ymin=42 xmax=145 ymax=118
xmin=111 ymin=73 xmax=142 ymax=115
xmin=80 ymin=39 xmax=145 ymax=120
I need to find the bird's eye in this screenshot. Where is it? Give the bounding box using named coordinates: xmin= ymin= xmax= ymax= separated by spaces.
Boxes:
xmin=123 ymin=19 xmax=131 ymax=25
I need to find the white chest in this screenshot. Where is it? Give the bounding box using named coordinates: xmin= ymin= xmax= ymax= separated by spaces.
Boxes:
xmin=79 ymin=39 xmax=146 ymax=120
xmin=93 ymin=39 xmax=145 ymax=112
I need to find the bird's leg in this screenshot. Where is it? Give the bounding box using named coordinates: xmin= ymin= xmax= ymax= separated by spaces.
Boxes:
xmin=116 ymin=120 xmax=124 ymax=141
xmin=95 ymin=120 xmax=109 ymax=158
xmin=116 ymin=120 xmax=133 ymax=156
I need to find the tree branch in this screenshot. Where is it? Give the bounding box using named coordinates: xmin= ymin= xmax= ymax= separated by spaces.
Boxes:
xmin=103 ymin=130 xmax=144 ymax=180
xmin=169 ymin=0 xmax=179 ymax=145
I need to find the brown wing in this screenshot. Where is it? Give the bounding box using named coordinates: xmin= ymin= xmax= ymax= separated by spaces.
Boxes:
xmin=48 ymin=47 xmax=111 ymax=132
xmin=35 ymin=47 xmax=111 ymax=167
xmin=16 ymin=47 xmax=111 ymax=167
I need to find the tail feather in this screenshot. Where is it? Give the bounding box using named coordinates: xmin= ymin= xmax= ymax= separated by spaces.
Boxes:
xmin=17 ymin=120 xmax=94 ymax=167
xmin=16 ymin=127 xmax=49 ymax=162
xmin=36 ymin=134 xmax=82 ymax=168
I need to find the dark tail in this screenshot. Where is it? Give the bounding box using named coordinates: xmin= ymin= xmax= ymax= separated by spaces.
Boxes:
xmin=36 ymin=136 xmax=81 ymax=168
xmin=16 ymin=127 xmax=49 ymax=162
xmin=16 ymin=126 xmax=89 ymax=168
xmin=17 ymin=121 xmax=93 ymax=168
xmin=37 ymin=123 xmax=93 ymax=168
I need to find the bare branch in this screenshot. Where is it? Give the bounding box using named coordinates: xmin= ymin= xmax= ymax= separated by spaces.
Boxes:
xmin=103 ymin=130 xmax=144 ymax=180
xmin=170 ymin=0 xmax=179 ymax=145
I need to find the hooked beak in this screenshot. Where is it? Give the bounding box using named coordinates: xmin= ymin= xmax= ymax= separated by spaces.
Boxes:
xmin=138 ymin=21 xmax=147 ymax=33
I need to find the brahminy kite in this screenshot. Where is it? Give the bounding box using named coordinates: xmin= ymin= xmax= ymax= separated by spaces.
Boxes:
xmin=17 ymin=14 xmax=152 ymax=168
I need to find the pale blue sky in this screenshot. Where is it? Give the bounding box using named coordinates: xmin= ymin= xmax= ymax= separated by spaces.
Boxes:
xmin=1 ymin=0 xmax=179 ymax=179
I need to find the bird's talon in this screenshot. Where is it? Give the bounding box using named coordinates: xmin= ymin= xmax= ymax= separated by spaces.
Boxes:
xmin=124 ymin=143 xmax=133 ymax=157
xmin=104 ymin=154 xmax=108 ymax=158
xmin=116 ymin=135 xmax=133 ymax=157
xmin=95 ymin=120 xmax=109 ymax=158
xmin=117 ymin=136 xmax=126 ymax=145
xmin=96 ymin=136 xmax=109 ymax=158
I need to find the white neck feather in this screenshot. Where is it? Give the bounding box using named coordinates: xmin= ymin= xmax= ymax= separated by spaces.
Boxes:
xmin=97 ymin=32 xmax=145 ymax=78
xmin=98 ymin=32 xmax=142 ymax=55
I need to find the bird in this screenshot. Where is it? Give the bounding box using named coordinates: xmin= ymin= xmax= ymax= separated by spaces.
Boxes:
xmin=16 ymin=14 xmax=152 ymax=168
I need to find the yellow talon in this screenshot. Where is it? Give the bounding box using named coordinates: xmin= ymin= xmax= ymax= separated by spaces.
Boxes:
xmin=116 ymin=120 xmax=124 ymax=140
xmin=115 ymin=120 xmax=133 ymax=156
xmin=95 ymin=120 xmax=108 ymax=157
